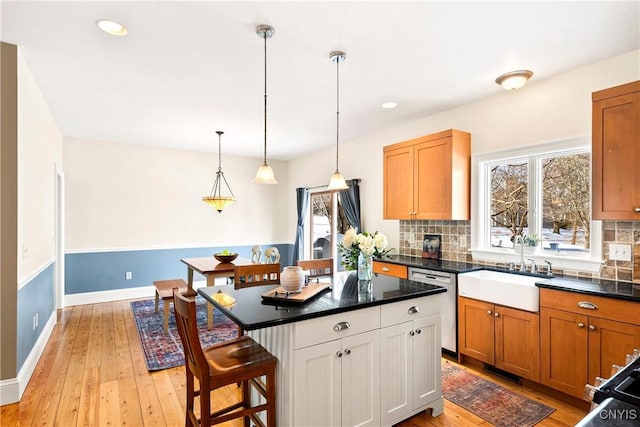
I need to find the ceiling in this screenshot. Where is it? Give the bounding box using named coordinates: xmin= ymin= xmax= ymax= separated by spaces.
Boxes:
xmin=2 ymin=1 xmax=639 ymax=160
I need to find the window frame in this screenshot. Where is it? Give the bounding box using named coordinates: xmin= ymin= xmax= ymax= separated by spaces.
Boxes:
xmin=471 ymin=137 xmax=603 ymax=272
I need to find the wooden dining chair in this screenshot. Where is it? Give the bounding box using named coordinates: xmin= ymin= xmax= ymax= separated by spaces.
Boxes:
xmin=172 ymin=288 xmax=277 ymax=427
xmin=234 ymin=263 xmax=280 ymax=290
xmin=297 ymin=258 xmax=333 ymax=281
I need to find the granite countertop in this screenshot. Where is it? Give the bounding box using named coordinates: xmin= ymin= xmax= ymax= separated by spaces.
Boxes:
xmin=198 ymin=271 xmax=447 ymax=331
xmin=379 ymin=254 xmax=640 ymax=303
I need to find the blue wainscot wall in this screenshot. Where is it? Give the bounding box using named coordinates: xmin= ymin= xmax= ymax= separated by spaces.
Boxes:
xmin=17 ymin=263 xmax=55 ymax=371
xmin=65 ymin=244 xmax=293 ymax=294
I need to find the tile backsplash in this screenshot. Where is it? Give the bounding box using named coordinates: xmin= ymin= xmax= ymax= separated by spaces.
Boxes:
xmin=398 ymin=219 xmax=640 ymax=283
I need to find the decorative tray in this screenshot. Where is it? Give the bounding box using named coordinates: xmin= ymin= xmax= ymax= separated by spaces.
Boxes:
xmin=261 ymin=281 xmax=331 ymax=304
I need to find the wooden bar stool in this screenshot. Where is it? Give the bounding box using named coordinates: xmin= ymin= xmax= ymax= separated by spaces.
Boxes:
xmin=153 ymin=279 xmax=188 ymax=333
xmin=172 ymin=288 xmax=277 ymax=426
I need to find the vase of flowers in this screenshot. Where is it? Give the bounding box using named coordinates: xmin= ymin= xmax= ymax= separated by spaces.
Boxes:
xmin=338 ymin=228 xmax=391 ymax=279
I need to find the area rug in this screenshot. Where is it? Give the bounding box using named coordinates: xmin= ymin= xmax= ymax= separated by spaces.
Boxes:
xmin=442 ymin=361 xmax=555 ymax=427
xmin=131 ymin=297 xmax=238 ymax=371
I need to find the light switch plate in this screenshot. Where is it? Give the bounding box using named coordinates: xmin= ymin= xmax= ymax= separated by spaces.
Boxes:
xmin=610 ymin=243 xmax=632 ymax=261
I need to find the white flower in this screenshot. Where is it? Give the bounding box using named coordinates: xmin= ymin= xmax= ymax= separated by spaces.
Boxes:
xmin=358 ymin=234 xmax=375 ymax=256
xmin=373 ymin=232 xmax=388 ymax=252
xmin=342 ymin=228 xmax=356 ymax=248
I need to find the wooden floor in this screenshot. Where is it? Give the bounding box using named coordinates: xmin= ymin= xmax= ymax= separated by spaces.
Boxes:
xmin=1 ymin=299 xmax=589 ymax=426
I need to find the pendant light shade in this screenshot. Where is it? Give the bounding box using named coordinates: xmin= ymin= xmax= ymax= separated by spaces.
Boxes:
xmin=253 ymin=24 xmax=278 ymax=184
xmin=203 ymin=131 xmax=236 ymax=213
xmin=327 ymin=50 xmax=348 ymax=191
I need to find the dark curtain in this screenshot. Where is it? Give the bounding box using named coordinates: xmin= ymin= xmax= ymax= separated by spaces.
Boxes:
xmin=339 ymin=179 xmax=361 ymax=233
xmin=293 ymin=187 xmax=309 ymax=264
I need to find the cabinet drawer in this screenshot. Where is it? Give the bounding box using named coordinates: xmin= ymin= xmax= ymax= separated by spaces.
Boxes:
xmin=540 ymin=288 xmax=639 ymax=325
xmin=373 ymin=261 xmax=408 ymax=279
xmin=380 ymin=295 xmax=442 ymax=328
xmin=294 ymin=306 xmax=380 ymax=349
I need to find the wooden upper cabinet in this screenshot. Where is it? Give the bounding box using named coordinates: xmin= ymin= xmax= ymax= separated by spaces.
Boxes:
xmin=383 ymin=129 xmax=471 ymax=220
xmin=592 ymin=80 xmax=640 ymax=220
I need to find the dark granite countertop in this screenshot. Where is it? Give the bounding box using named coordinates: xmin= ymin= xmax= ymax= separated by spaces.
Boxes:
xmin=379 ymin=254 xmax=640 ymax=303
xmin=198 ymin=271 xmax=447 ymax=331
xmin=536 ymin=277 xmax=640 ymax=302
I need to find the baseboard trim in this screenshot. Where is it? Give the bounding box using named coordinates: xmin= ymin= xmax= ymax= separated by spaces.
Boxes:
xmin=0 ymin=310 xmax=56 ymax=405
xmin=63 ymin=280 xmax=209 ymax=307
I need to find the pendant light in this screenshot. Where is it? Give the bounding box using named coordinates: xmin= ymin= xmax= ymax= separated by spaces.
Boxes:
xmin=253 ymin=24 xmax=278 ymax=184
xmin=203 ymin=131 xmax=236 ymax=213
xmin=327 ymin=51 xmax=349 ymax=190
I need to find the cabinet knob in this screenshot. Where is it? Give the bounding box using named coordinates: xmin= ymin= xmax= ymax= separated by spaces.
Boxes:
xmin=336 ymin=351 xmax=343 ymax=358
xmin=578 ymin=322 xmax=585 ymax=328
xmin=415 ymin=329 xmax=421 ymax=334
xmin=409 ymin=330 xmax=415 ymax=336
xmin=487 ymin=310 xmax=492 ymax=315
xmin=344 ymin=348 xmax=351 ymax=355
xmin=589 ymin=325 xmax=596 ymax=331
xmin=382 ymin=267 xmax=390 ymax=272
xmin=407 ymin=306 xmax=420 ymax=315
xmin=333 ymin=321 xmax=351 ymax=332
xmin=635 ymin=207 xmax=640 ymax=212
xmin=494 ymin=312 xmax=500 ymax=318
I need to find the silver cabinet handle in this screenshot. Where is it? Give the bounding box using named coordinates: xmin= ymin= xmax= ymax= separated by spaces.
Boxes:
xmin=382 ymin=267 xmax=390 ymax=272
xmin=589 ymin=325 xmax=596 ymax=331
xmin=344 ymin=348 xmax=351 ymax=355
xmin=635 ymin=207 xmax=640 ymax=212
xmin=333 ymin=321 xmax=351 ymax=332
xmin=578 ymin=322 xmax=585 ymax=328
xmin=407 ymin=306 xmax=420 ymax=315
xmin=494 ymin=312 xmax=500 ymax=318
xmin=336 ymin=351 xmax=343 ymax=358
xmin=487 ymin=310 xmax=492 ymax=315
xmin=578 ymin=302 xmax=598 ymax=310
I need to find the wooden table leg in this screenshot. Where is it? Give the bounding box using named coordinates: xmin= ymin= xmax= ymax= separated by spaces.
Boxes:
xmin=206 ymin=274 xmax=215 ymax=330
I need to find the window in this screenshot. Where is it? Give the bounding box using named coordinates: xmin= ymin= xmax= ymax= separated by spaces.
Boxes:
xmin=472 ymin=138 xmax=602 ymax=272
xmin=308 ymin=191 xmax=349 ymax=264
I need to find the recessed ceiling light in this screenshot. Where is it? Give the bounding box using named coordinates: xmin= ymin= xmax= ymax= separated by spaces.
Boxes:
xmin=382 ymin=101 xmax=398 ymax=109
xmin=495 ymin=70 xmax=533 ymax=90
xmin=96 ymin=19 xmax=128 ymax=36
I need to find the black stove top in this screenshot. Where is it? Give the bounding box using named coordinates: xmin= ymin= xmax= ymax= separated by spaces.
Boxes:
xmin=594 ymin=356 xmax=640 ymax=407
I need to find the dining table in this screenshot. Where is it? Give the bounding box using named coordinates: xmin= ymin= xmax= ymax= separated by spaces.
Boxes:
xmin=181 ymin=256 xmax=254 ymax=328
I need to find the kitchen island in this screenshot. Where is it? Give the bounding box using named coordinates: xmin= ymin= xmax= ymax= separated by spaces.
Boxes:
xmin=198 ymin=272 xmax=447 ymax=426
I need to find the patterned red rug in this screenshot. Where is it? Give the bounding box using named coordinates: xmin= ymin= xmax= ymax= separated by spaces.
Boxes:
xmin=442 ymin=361 xmax=555 ymax=427
xmin=131 ymin=297 xmax=238 ymax=371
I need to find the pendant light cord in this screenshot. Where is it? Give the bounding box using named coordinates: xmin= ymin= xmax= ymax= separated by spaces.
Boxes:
xmin=335 ymin=56 xmax=340 ymax=173
xmin=263 ymin=32 xmax=268 ymax=165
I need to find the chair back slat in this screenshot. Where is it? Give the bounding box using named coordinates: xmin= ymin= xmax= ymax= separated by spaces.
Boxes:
xmin=297 ymin=258 xmax=333 ymax=280
xmin=173 ymin=289 xmax=208 ymax=377
xmin=234 ymin=263 xmax=281 ymax=289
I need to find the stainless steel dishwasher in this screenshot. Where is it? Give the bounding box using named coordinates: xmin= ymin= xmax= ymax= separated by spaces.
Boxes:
xmin=408 ymin=267 xmax=457 ymax=355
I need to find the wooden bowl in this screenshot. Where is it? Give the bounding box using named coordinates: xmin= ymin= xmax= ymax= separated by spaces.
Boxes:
xmin=214 ymin=253 xmax=238 ymax=263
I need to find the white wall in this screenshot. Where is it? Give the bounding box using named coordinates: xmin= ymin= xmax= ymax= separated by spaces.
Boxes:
xmin=17 ymin=51 xmax=63 ymax=284
xmin=287 ymin=50 xmax=640 ymax=250
xmin=64 ymin=137 xmax=289 ymax=251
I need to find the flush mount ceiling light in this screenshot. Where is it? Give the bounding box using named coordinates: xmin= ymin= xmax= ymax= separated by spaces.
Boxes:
xmin=253 ymin=24 xmax=278 ymax=184
xmin=495 ymin=70 xmax=533 ymax=90
xmin=203 ymin=131 xmax=236 ymax=213
xmin=95 ymin=19 xmax=128 ymax=36
xmin=382 ymin=101 xmax=398 ymax=109
xmin=327 ymin=50 xmax=349 ymax=191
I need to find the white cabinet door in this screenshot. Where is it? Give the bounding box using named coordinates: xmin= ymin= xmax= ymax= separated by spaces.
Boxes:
xmin=413 ymin=314 xmax=441 ymax=408
xmin=294 ymin=339 xmax=342 ymax=427
xmin=380 ymin=321 xmax=412 ymax=425
xmin=341 ymin=329 xmax=381 ymax=427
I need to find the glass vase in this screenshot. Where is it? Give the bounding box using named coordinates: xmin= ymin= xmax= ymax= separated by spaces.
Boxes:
xmin=357 ymin=252 xmax=373 ymax=281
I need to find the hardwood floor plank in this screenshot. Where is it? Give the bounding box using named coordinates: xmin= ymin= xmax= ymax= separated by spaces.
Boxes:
xmin=0 ymin=298 xmax=589 ymax=426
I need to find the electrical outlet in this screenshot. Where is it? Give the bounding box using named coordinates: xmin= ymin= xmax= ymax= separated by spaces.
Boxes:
xmin=610 ymin=243 xmax=632 ymax=261
xmin=125 ymin=272 xmax=132 ymax=280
